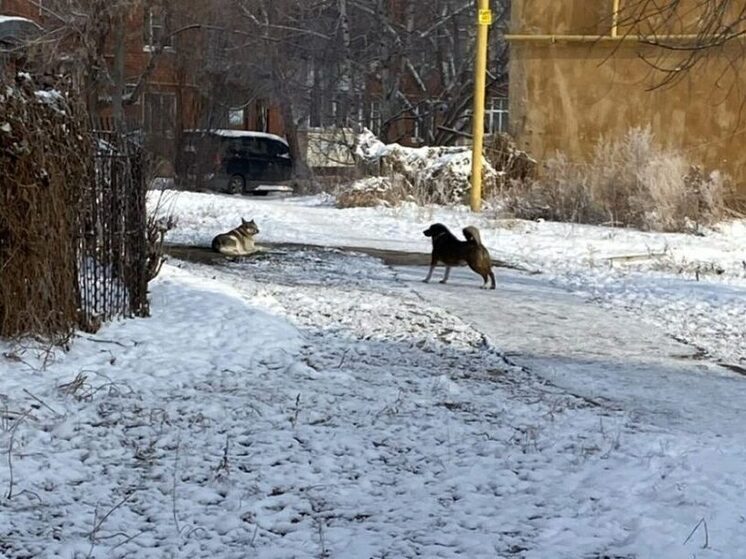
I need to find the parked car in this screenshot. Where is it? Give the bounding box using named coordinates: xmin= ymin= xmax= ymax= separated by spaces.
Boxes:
xmin=178 ymin=129 xmax=293 ymax=195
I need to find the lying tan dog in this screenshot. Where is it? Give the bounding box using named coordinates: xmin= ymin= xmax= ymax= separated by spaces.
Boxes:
xmin=211 ymin=218 xmax=259 ymax=256
xmin=423 ymin=223 xmax=495 ymax=289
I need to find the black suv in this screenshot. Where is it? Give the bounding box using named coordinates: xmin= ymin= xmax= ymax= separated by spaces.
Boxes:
xmin=179 ymin=129 xmax=293 ymax=194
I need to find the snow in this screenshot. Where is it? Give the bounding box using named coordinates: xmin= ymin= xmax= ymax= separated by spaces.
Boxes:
xmin=184 ymin=129 xmax=289 ymax=145
xmin=32 ymin=90 xmax=66 ymax=115
xmin=158 ymin=191 xmax=745 ymax=270
xmin=2 ymin=190 xmax=746 ymax=557
xmin=0 ymin=15 xmax=35 ymax=24
xmin=354 ymin=128 xmax=498 ymax=203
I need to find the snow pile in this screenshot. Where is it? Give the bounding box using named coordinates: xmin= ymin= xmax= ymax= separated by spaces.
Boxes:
xmin=34 ymin=89 xmax=66 ymax=114
xmin=352 ymin=129 xmax=497 ymax=205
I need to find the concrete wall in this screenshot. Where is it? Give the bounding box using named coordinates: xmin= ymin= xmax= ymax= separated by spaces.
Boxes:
xmin=509 ymin=0 xmax=746 ymax=195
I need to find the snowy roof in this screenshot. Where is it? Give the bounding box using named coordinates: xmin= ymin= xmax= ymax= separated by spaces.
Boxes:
xmin=184 ymin=129 xmax=289 ymax=146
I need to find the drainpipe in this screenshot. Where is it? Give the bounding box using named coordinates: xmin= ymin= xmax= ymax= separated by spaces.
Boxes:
xmin=470 ymin=0 xmax=492 ymax=213
xmin=611 ymin=0 xmax=620 ymax=38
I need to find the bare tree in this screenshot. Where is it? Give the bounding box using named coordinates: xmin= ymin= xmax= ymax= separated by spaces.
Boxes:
xmin=615 ymin=0 xmax=746 ymax=88
xmin=27 ymin=0 xmax=512 ymax=176
xmin=30 ymin=0 xmax=207 ymax=129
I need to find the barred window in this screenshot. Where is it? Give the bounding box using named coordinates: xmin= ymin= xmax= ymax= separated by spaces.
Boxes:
xmin=144 ymin=92 xmax=176 ymax=136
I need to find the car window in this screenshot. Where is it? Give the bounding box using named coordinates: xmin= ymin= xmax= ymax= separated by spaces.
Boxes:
xmin=267 ymin=140 xmax=290 ymax=157
xmin=243 ymin=138 xmax=268 ymax=156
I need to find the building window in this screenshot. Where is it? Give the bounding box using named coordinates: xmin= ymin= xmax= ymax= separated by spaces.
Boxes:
xmin=144 ymin=92 xmax=176 ymax=136
xmin=411 ymin=104 xmax=433 ymax=143
xmin=486 ymin=97 xmax=509 ymax=134
xmin=367 ymin=101 xmax=381 ymax=135
xmin=124 ymin=84 xmax=140 ymax=106
xmin=228 ymin=108 xmax=245 ymax=127
xmin=144 ymin=9 xmax=172 ymax=50
xmin=329 ymin=100 xmax=338 ymax=126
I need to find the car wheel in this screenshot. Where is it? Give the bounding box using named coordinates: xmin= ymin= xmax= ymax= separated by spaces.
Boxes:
xmin=228 ymin=174 xmax=245 ymax=194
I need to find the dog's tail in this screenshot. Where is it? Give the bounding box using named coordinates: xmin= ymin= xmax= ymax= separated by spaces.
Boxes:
xmin=462 ymin=225 xmax=483 ymax=246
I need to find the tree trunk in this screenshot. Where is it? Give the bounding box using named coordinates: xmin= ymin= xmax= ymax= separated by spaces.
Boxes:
xmin=338 ymin=0 xmax=353 ymax=126
xmin=278 ymin=92 xmax=311 ymax=179
xmin=111 ymin=12 xmax=126 ymax=131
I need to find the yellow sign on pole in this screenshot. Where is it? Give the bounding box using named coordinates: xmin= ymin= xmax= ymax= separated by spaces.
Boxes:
xmin=478 ymin=9 xmax=493 ymax=26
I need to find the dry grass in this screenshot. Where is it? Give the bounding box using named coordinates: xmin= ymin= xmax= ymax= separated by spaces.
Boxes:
xmin=502 ymin=128 xmax=726 ymax=232
xmin=145 ymin=190 xmax=177 ymax=281
xmin=336 ymin=176 xmax=414 ymax=208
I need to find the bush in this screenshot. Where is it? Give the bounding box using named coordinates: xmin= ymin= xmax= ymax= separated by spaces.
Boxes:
xmin=503 ymin=128 xmax=725 ymax=232
xmin=336 ymin=176 xmax=414 ymax=208
xmin=0 ymin=78 xmax=90 ymax=339
xmin=349 ymin=129 xmax=498 ymax=206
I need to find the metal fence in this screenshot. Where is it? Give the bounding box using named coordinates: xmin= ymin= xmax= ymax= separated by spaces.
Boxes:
xmin=76 ymin=128 xmax=149 ymax=329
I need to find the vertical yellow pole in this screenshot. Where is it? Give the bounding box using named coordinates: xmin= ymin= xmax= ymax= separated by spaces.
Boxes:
xmin=470 ymin=0 xmax=491 ymax=212
xmin=611 ymin=0 xmax=620 ymax=37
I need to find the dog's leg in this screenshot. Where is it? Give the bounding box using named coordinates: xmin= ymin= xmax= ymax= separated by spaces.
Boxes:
xmin=488 ymin=270 xmax=496 ymax=290
xmin=423 ymin=265 xmax=435 ymax=283
xmin=440 ymin=266 xmax=451 ymax=284
xmin=424 ymin=254 xmax=439 ymax=283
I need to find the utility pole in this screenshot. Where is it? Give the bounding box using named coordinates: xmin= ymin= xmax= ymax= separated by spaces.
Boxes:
xmin=470 ymin=0 xmax=492 ymax=212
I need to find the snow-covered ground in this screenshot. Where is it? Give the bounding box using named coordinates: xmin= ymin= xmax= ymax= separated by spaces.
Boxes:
xmin=2 ymin=190 xmax=745 ymax=558
xmin=156 ymin=190 xmax=746 ymax=365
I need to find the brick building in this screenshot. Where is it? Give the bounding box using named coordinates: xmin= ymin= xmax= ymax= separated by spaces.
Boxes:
xmin=0 ymin=1 xmax=285 ymax=145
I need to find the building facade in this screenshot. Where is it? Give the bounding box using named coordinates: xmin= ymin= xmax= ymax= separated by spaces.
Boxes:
xmin=507 ymin=0 xmax=746 ymax=196
xmin=0 ymin=1 xmax=284 ymax=140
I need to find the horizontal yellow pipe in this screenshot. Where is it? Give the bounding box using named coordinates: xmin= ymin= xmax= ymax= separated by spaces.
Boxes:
xmin=505 ymin=33 xmax=704 ymax=43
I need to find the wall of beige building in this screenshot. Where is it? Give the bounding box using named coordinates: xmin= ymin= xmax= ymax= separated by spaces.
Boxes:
xmin=508 ymin=0 xmax=746 ymax=196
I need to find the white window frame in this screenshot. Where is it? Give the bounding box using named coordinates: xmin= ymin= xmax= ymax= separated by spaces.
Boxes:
xmin=228 ymin=107 xmax=245 ymax=128
xmin=485 ymin=97 xmax=509 ymax=134
xmin=367 ymin=101 xmax=381 ymax=135
xmin=144 ymin=9 xmax=174 ymax=52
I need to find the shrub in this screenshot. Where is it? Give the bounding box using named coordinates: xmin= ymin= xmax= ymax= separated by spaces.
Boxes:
xmin=336 ymin=176 xmax=414 ymax=208
xmin=503 ymin=128 xmax=725 ymax=232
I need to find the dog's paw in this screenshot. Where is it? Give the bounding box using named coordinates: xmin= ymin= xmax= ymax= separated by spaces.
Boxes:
xmin=422 ymin=279 xmax=430 ymax=283
xmin=439 ymin=280 xmax=448 ymax=284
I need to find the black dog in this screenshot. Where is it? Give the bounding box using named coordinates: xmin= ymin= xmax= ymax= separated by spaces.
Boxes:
xmin=423 ymin=223 xmax=495 ymax=289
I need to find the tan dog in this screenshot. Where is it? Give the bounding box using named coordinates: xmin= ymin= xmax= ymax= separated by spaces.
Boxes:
xmin=423 ymin=223 xmax=495 ymax=289
xmin=211 ymin=218 xmax=259 ymax=256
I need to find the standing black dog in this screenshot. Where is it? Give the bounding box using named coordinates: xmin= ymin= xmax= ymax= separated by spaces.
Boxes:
xmin=423 ymin=223 xmax=496 ymax=289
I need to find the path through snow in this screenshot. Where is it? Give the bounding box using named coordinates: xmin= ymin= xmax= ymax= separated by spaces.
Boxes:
xmin=2 ymin=247 xmax=745 ymax=558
